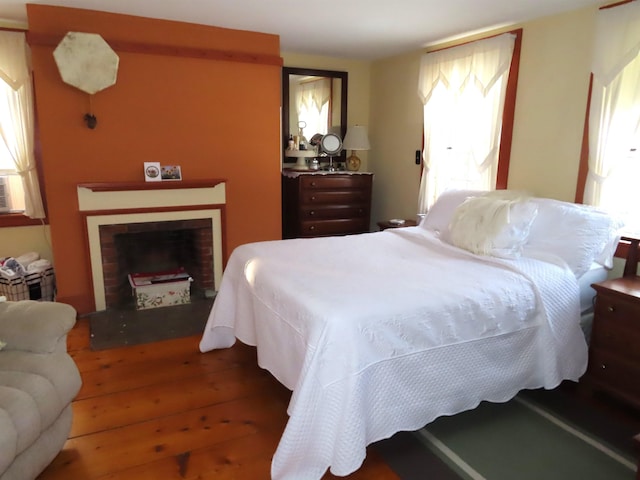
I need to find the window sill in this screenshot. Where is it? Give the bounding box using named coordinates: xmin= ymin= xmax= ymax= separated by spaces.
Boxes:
xmin=0 ymin=213 xmax=47 ymax=228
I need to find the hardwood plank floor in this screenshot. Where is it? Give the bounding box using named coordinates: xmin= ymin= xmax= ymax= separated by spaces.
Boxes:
xmin=38 ymin=319 xmax=399 ymax=480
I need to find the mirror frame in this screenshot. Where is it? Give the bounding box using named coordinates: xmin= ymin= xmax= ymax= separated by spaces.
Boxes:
xmin=282 ymin=67 xmax=348 ymax=164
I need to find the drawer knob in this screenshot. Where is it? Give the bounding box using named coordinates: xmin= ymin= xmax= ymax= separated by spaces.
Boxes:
xmin=601 ymin=363 xmax=606 ymax=369
xmin=310 ymin=210 xmax=315 ymax=216
xmin=311 ymin=196 xmax=316 ymax=201
xmin=309 ymin=225 xmax=315 ymax=230
xmin=607 ymin=306 xmax=615 ymax=313
xmin=311 ymin=181 xmax=316 ymax=186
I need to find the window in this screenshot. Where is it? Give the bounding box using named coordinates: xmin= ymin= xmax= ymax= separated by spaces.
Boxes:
xmin=0 ymin=30 xmax=45 ymax=222
xmin=293 ymin=76 xmax=332 ymax=141
xmin=417 ymin=32 xmax=520 ymax=212
xmin=579 ymin=1 xmax=640 ymax=237
xmin=0 ymin=106 xmax=26 ymax=213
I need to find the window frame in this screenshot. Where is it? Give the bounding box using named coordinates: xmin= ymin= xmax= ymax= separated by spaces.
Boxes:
xmin=0 ymin=26 xmax=48 ymax=228
xmin=496 ymin=29 xmax=522 ymax=190
xmin=576 ymin=76 xmax=639 ymax=262
xmin=0 ymin=122 xmax=48 ymax=226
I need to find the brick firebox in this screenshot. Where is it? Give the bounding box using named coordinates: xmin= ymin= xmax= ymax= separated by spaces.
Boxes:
xmin=99 ymin=218 xmax=214 ymax=309
xmin=78 ymin=180 xmax=226 ymax=312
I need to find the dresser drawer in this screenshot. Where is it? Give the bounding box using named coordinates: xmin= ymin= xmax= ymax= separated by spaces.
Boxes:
xmin=594 ymin=293 xmax=640 ymax=331
xmin=300 ymin=174 xmax=371 ymax=190
xmin=586 ymin=277 xmax=640 ymax=410
xmin=587 ymin=348 xmax=640 ymax=399
xmin=282 ymin=172 xmax=373 ymax=239
xmin=301 ymin=190 xmax=370 ymax=205
xmin=299 ymin=218 xmax=369 ymax=237
xmin=300 ymin=205 xmax=368 ymax=220
xmin=591 ymin=318 xmax=640 ymax=364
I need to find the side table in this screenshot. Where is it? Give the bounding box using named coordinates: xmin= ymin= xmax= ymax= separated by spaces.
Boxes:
xmin=377 ymin=219 xmax=418 ymax=231
xmin=586 ymin=276 xmax=640 ymax=410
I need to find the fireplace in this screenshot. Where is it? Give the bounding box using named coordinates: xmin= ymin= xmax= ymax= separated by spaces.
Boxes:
xmin=99 ymin=218 xmax=214 ymax=308
xmin=78 ymin=180 xmax=226 ymax=312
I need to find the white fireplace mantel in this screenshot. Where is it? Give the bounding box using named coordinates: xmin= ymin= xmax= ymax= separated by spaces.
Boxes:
xmin=78 ymin=180 xmax=226 ymax=312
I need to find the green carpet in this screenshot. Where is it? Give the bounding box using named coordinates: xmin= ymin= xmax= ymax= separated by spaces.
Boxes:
xmin=415 ymin=396 xmax=636 ymax=480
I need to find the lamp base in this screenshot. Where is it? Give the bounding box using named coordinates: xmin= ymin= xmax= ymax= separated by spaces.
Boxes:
xmin=346 ymin=152 xmax=361 ymax=171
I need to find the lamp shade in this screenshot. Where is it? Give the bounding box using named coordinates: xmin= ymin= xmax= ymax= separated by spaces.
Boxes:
xmin=343 ymin=125 xmax=370 ymax=151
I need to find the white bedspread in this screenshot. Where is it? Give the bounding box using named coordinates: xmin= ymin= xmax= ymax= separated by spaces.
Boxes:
xmin=199 ymin=227 xmax=588 ymax=479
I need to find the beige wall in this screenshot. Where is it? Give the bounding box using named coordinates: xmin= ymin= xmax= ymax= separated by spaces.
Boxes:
xmin=0 ymin=225 xmax=53 ymax=263
xmin=369 ymin=5 xmax=599 ymax=225
xmin=508 ymin=7 xmax=595 ymax=200
xmin=370 ymin=50 xmax=425 ymax=226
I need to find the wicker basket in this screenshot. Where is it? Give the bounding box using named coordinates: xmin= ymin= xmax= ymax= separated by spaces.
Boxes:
xmin=0 ymin=267 xmax=56 ymax=301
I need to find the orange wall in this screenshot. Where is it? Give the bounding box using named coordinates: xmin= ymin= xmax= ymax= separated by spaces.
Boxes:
xmin=27 ymin=5 xmax=283 ymax=314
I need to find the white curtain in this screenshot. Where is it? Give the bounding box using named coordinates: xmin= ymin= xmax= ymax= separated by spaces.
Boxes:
xmin=0 ymin=31 xmax=45 ymax=219
xmin=585 ymin=0 xmax=640 ymax=231
xmin=295 ymin=77 xmax=331 ymax=138
xmin=417 ymin=33 xmax=515 ymax=212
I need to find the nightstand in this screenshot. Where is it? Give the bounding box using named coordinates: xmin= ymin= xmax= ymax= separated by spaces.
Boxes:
xmin=377 ymin=219 xmax=418 ymax=231
xmin=587 ymin=276 xmax=640 ymax=409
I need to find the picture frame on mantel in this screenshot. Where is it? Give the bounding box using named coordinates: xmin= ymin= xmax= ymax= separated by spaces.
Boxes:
xmin=161 ymin=165 xmax=182 ymax=181
xmin=143 ymin=162 xmax=162 ymax=182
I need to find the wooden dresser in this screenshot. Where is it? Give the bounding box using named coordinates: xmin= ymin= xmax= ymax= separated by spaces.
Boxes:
xmin=282 ymin=171 xmax=373 ymax=239
xmin=587 ymin=276 xmax=640 ymax=409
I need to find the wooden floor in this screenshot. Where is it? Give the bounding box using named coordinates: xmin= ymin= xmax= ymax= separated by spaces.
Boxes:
xmin=38 ymin=319 xmax=399 ymax=480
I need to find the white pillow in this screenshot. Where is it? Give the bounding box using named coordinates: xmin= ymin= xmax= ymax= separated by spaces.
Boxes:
xmin=420 ymin=189 xmax=485 ymax=238
xmin=449 ymin=195 xmax=538 ymax=259
xmin=523 ymin=198 xmax=623 ymax=277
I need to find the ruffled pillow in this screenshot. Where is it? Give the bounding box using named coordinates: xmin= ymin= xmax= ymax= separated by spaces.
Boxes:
xmin=448 ymin=193 xmax=538 ymax=259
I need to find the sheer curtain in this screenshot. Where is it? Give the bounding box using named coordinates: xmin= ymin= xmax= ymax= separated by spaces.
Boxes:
xmin=0 ymin=30 xmax=45 ymax=219
xmin=417 ymin=33 xmax=515 ymax=213
xmin=585 ymin=1 xmax=640 ymax=234
xmin=295 ymin=77 xmax=331 ymax=138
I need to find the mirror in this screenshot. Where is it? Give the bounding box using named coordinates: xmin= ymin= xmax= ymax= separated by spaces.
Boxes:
xmin=282 ymin=67 xmax=348 ymax=165
xmin=320 ymin=133 xmax=342 ymax=155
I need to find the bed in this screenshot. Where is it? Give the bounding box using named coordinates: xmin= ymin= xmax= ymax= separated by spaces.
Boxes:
xmin=199 ymin=190 xmax=622 ymax=480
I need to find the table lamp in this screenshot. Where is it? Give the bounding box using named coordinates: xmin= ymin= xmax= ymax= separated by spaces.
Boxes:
xmin=343 ymin=125 xmax=370 ymax=171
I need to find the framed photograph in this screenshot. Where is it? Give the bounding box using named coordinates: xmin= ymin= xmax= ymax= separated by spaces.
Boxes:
xmin=161 ymin=165 xmax=182 ymax=181
xmin=143 ymin=162 xmax=162 ymax=182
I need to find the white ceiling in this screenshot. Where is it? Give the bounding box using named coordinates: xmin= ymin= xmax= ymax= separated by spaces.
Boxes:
xmin=0 ymin=0 xmax=602 ymax=59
